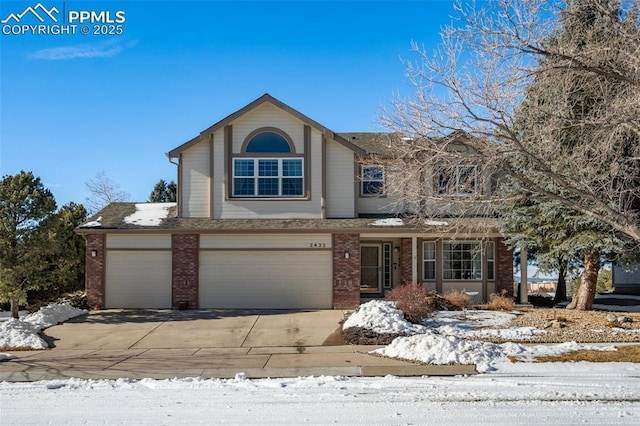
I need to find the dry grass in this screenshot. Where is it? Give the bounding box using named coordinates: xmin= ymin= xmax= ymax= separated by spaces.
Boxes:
xmin=534 ymin=345 xmax=640 ymax=363
xmin=443 ymin=290 xmax=472 ymax=310
xmin=484 ymin=292 xmax=516 ymax=311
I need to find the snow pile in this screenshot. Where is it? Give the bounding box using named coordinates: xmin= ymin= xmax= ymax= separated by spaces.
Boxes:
xmin=343 ymin=300 xmax=427 ymax=334
xmin=124 ymin=203 xmax=175 ymax=226
xmin=374 ymin=333 xmax=506 ymax=372
xmin=370 ymin=218 xmax=404 ymax=226
xmin=375 ymin=334 xmax=617 ymax=373
xmin=0 ymin=302 xmax=86 ymax=349
xmin=23 ymin=302 xmax=87 ymax=330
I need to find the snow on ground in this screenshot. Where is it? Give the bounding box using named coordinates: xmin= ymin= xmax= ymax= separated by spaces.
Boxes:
xmin=0 ymin=303 xmax=86 ymax=349
xmin=2 ymin=369 xmax=640 ymax=425
xmin=347 ymin=300 xmax=618 ymax=372
xmin=124 ymin=202 xmax=175 ymax=226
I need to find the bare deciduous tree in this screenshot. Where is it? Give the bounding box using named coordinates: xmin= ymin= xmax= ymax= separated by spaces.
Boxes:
xmin=85 ymin=172 xmax=130 ymax=214
xmin=378 ymin=0 xmax=640 ymax=310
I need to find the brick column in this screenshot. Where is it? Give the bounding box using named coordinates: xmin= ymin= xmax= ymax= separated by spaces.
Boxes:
xmin=495 ymin=237 xmax=514 ymax=297
xmin=85 ymin=234 xmax=105 ymax=309
xmin=332 ymin=233 xmax=360 ymax=309
xmin=172 ymin=234 xmax=199 ymax=309
xmin=400 ymin=238 xmax=413 ymax=284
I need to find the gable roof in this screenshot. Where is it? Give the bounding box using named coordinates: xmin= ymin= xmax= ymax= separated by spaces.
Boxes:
xmin=168 ymin=94 xmax=366 ymax=158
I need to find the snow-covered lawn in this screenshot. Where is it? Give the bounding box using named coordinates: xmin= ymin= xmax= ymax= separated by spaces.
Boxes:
xmin=345 ymin=300 xmax=617 ymax=372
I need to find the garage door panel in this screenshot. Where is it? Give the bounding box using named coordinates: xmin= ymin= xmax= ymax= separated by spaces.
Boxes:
xmin=105 ymin=251 xmax=172 ymax=309
xmin=200 ymin=251 xmax=332 ymax=309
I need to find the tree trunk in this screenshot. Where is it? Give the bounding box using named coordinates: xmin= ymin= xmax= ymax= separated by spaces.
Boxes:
xmin=553 ymin=257 xmax=568 ymax=304
xmin=10 ymin=298 xmax=19 ymax=319
xmin=566 ymin=250 xmax=599 ymax=310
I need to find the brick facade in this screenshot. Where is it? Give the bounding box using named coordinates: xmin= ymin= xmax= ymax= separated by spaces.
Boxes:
xmin=400 ymin=238 xmax=413 ymax=284
xmin=172 ymin=234 xmax=199 ymax=309
xmin=332 ymin=233 xmax=360 ymax=309
xmin=85 ymin=234 xmax=106 ymax=309
xmin=495 ymin=237 xmax=514 ymax=297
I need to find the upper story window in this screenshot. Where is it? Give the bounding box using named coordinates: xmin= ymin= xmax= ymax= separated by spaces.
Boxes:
xmin=232 ymin=128 xmax=304 ymax=198
xmin=437 ymin=165 xmax=478 ymax=196
xmin=361 ymin=165 xmax=384 ymax=196
xmin=245 ymin=131 xmax=292 ymax=153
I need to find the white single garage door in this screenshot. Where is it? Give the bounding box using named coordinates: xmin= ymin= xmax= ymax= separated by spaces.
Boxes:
xmin=105 ymin=251 xmax=172 ymax=309
xmin=199 ymin=251 xmax=332 ymax=309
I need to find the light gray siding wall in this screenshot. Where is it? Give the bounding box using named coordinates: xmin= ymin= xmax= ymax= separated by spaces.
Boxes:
xmin=181 ymin=141 xmax=210 ymax=217
xmin=325 ymin=140 xmax=356 ymax=218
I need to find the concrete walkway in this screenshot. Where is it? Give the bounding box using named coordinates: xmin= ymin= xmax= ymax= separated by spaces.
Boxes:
xmin=1 ymin=309 xmax=476 ymax=381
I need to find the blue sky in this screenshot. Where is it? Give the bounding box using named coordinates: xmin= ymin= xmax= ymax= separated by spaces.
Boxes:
xmin=0 ymin=0 xmax=458 ymax=207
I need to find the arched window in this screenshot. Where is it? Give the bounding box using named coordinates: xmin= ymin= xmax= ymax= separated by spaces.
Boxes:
xmin=233 ymin=128 xmax=303 ymax=198
xmin=245 ymin=131 xmax=292 ymax=153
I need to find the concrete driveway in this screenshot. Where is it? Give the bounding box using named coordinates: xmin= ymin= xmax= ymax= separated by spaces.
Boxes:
xmin=1 ymin=309 xmax=476 ymax=381
xmin=42 ymin=309 xmax=347 ymax=350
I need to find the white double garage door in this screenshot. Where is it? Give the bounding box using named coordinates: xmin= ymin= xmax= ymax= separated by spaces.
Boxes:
xmin=105 ymin=234 xmax=333 ymax=309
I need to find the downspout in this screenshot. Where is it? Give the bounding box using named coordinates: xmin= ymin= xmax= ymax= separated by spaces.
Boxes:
xmin=166 ymin=153 xmax=180 ymax=217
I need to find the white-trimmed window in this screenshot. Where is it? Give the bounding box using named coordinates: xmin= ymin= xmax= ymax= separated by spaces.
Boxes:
xmin=438 ymin=165 xmax=478 ymax=196
xmin=233 ymin=158 xmax=304 ymax=197
xmin=443 ymin=241 xmax=482 ymax=280
xmin=487 ymin=241 xmax=495 ymax=280
xmin=423 ymin=241 xmax=436 ymax=280
xmin=361 ymin=165 xmax=384 ymax=196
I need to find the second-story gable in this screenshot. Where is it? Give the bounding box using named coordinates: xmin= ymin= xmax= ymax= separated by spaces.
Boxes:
xmin=168 ymin=94 xmax=367 ymax=220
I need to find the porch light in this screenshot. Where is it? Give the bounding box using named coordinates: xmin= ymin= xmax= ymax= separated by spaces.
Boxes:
xmin=344 ymin=252 xmax=350 ymax=259
xmin=91 ymin=250 xmax=98 ymax=257
xmin=394 ymin=247 xmax=400 ymax=254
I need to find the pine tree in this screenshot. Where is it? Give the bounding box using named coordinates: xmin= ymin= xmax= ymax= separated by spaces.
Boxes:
xmin=0 ymin=171 xmax=57 ymax=318
xmin=149 ymin=179 xmax=177 ymax=202
xmin=503 ymin=0 xmax=638 ymax=310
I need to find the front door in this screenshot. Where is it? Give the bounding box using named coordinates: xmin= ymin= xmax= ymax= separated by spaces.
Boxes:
xmin=360 ymin=244 xmax=382 ymax=293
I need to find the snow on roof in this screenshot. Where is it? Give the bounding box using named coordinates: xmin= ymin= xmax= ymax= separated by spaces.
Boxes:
xmin=81 ymin=216 xmax=102 ymax=228
xmin=124 ymin=203 xmax=176 ymax=227
xmin=370 ymin=218 xmax=404 ymax=227
xmin=425 ymin=220 xmax=449 ymax=226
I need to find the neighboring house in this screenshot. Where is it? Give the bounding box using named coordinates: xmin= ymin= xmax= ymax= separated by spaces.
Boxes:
xmin=612 ymin=264 xmax=640 ymax=295
xmin=76 ymin=94 xmax=513 ymax=310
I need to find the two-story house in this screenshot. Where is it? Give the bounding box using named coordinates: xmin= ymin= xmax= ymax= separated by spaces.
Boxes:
xmin=77 ymin=94 xmax=513 ymax=310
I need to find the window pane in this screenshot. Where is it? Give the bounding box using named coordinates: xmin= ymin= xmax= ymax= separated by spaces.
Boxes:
xmin=362 ymin=181 xmax=384 ymax=195
xmin=424 ymin=262 xmax=435 ymax=280
xmin=246 ymin=132 xmax=291 ymax=153
xmin=258 ymin=160 xmax=278 ymax=177
xmin=258 ymin=178 xmax=279 ymax=195
xmin=363 ymin=166 xmax=383 ymax=180
xmin=283 ymin=159 xmax=302 ymax=177
xmin=282 ymin=178 xmax=303 ymax=196
xmin=457 ymin=166 xmax=477 ymax=194
xmin=423 ymin=242 xmax=435 ymax=260
xmin=234 ymin=159 xmax=254 ymax=177
xmin=233 ymin=178 xmax=254 ymax=196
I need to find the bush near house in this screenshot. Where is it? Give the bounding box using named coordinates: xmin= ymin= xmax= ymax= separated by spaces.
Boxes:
xmin=385 ymin=283 xmax=438 ymax=324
